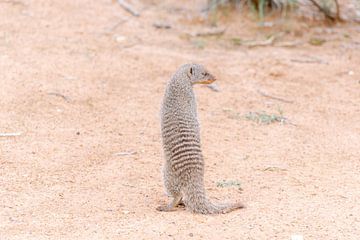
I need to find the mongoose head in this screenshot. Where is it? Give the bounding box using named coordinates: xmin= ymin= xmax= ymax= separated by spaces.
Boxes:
xmin=185 ymin=63 xmax=216 ymax=85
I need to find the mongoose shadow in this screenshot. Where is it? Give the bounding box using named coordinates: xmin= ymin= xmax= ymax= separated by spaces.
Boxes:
xmin=158 ymin=63 xmax=244 ymax=214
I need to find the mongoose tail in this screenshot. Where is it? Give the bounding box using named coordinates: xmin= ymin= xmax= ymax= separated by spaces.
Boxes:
xmin=183 ymin=181 xmax=244 ymax=214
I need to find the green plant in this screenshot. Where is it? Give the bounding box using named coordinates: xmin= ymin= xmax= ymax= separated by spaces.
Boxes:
xmin=245 ymin=108 xmax=286 ymax=124
xmin=217 ymin=180 xmax=242 ymax=190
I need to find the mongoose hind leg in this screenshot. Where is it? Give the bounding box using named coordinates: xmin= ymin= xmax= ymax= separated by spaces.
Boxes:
xmin=156 ymin=194 xmax=183 ymax=212
xmin=158 ymin=168 xmax=184 ymax=211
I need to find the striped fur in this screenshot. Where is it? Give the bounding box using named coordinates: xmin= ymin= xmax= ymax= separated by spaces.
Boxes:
xmin=157 ymin=64 xmax=244 ymax=214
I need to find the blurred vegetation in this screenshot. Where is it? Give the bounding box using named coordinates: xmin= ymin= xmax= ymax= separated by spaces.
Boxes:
xmin=207 ymin=0 xmax=341 ymax=22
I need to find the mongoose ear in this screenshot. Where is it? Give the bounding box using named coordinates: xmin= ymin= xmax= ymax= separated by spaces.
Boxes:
xmin=187 ymin=66 xmax=194 ymax=78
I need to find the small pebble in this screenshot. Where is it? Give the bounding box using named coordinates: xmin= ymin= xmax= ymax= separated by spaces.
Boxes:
xmin=291 ymin=234 xmax=303 ymax=240
xmin=114 ymin=35 xmax=126 ymax=43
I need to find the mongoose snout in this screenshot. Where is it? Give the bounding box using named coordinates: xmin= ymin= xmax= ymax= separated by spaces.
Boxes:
xmin=186 ymin=64 xmax=216 ymax=85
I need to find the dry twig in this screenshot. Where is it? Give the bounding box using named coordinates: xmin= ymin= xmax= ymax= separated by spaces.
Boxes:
xmin=275 ymin=40 xmax=303 ymax=47
xmin=308 ymin=0 xmax=340 ymax=21
xmin=117 ymin=0 xmax=140 ymax=17
xmin=257 ymin=89 xmax=294 ymax=104
xmin=192 ymin=27 xmax=225 ymax=37
xmin=113 ymin=151 xmax=137 ymax=156
xmin=108 ymin=18 xmax=129 ymax=32
xmin=290 ymin=58 xmax=327 ymax=64
xmin=48 ymin=92 xmax=70 ymax=102
xmin=334 ymin=0 xmax=341 ymax=21
xmin=233 ymin=35 xmax=276 ymax=47
xmin=0 ymin=0 xmax=25 ymax=6
xmin=0 ymin=132 xmax=22 ymax=137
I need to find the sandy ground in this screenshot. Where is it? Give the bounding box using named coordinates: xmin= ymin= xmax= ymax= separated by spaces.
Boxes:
xmin=1 ymin=0 xmax=360 ymax=239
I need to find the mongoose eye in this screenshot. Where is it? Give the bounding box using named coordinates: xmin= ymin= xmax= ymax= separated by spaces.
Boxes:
xmin=189 ymin=67 xmax=194 ymax=75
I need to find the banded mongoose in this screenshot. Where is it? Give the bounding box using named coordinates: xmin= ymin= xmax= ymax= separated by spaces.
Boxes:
xmin=157 ymin=63 xmax=244 ymax=214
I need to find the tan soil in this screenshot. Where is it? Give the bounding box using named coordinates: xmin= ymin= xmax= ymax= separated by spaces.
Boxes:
xmin=1 ymin=0 xmax=360 ymax=239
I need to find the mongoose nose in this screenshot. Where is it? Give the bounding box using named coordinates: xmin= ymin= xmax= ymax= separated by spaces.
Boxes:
xmin=209 ymin=74 xmax=216 ymax=82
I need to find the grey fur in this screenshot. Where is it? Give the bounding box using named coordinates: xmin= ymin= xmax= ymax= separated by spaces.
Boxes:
xmin=157 ymin=63 xmax=244 ymax=214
